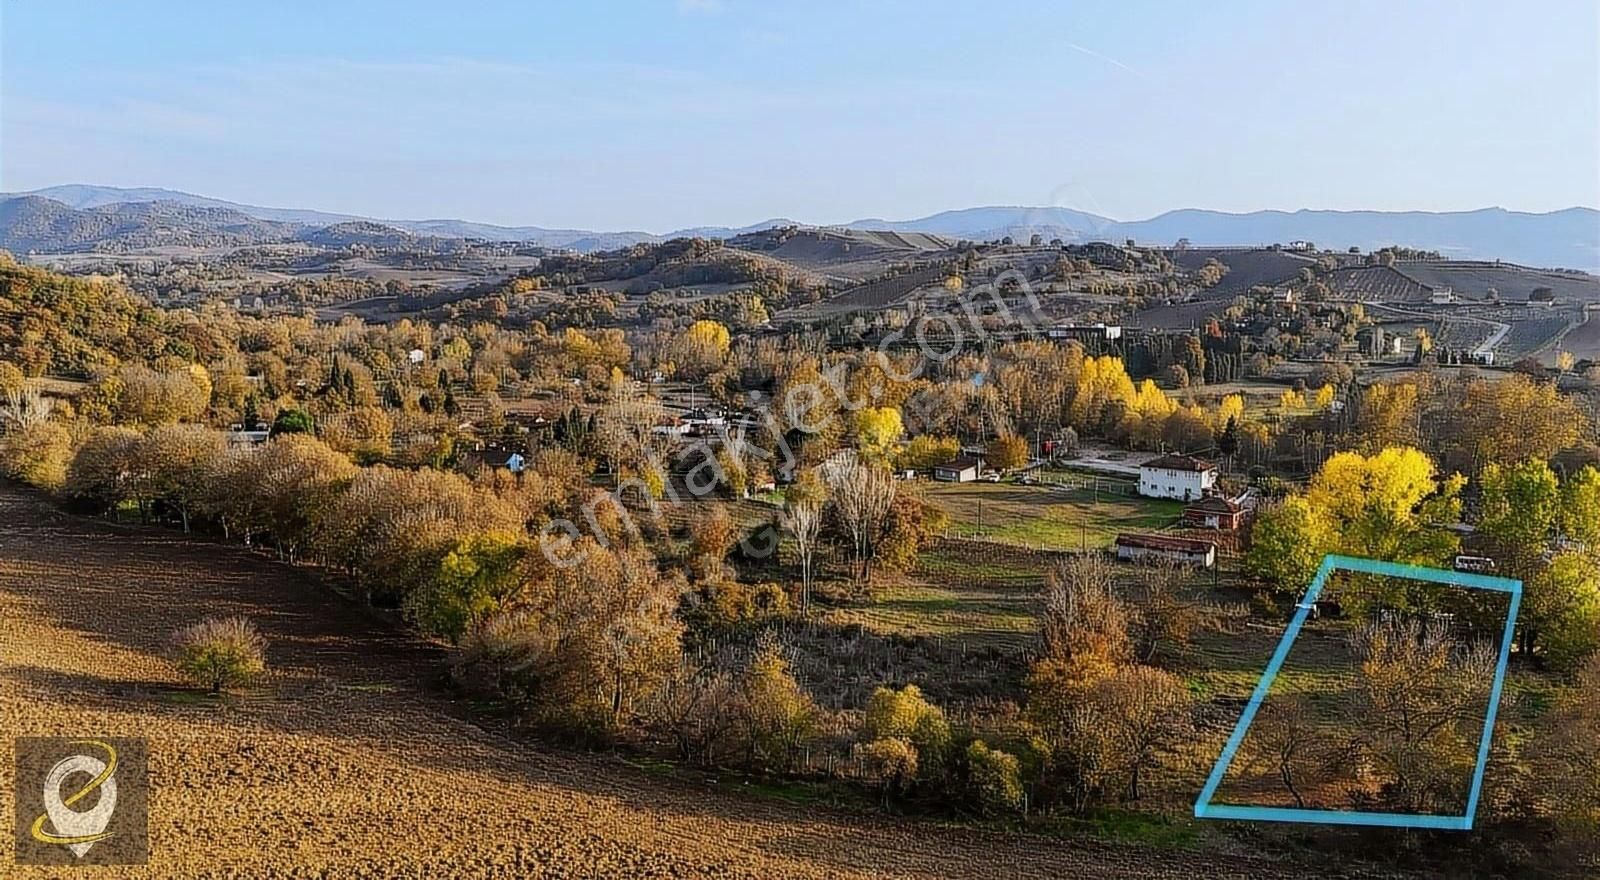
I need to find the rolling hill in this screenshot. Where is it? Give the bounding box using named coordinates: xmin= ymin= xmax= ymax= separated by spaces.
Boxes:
xmin=3 ymin=185 xmax=1596 ymax=268
xmin=4 ymin=185 xmax=787 ymax=252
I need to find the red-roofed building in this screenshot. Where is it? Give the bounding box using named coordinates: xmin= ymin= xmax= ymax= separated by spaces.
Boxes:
xmin=1182 ymin=495 xmax=1246 ymax=531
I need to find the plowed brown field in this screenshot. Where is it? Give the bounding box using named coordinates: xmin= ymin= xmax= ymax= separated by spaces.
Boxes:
xmin=0 ymin=486 xmax=1407 ymax=878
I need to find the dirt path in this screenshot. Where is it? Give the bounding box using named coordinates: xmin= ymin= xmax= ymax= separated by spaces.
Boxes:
xmin=0 ymin=486 xmax=1403 ymax=879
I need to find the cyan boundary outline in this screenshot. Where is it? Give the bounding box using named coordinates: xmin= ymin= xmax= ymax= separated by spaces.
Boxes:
xmin=1193 ymin=554 xmax=1523 ymax=830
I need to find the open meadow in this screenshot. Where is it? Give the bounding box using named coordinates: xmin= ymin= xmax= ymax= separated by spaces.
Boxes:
xmin=923 ymin=479 xmax=1184 ymax=551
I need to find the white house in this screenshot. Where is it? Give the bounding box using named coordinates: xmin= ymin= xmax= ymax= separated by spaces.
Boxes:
xmin=1137 ymin=454 xmax=1218 ymax=500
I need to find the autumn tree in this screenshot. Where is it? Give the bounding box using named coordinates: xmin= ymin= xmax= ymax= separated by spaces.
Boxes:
xmin=403 ymin=531 xmax=527 ymax=642
xmin=250 ymin=434 xmax=357 ymax=562
xmin=785 ymin=477 xmax=825 ymax=615
xmin=138 ymin=424 xmax=227 ymax=532
xmin=170 ymin=616 xmax=267 ymax=694
xmin=863 ymin=684 xmax=952 ymax=777
xmin=1529 ymin=655 xmax=1600 ymax=845
xmin=688 ymin=504 xmax=738 ymax=579
xmin=114 ymin=364 xmax=211 ymax=425
xmin=852 ymin=406 xmax=903 ymax=464
xmin=1478 ymin=458 xmax=1600 ymax=665
xmin=1246 ymin=496 xmax=1329 ymax=591
xmin=648 ymin=661 xmax=741 ymax=768
xmin=465 ymin=540 xmax=685 ymax=735
xmin=1040 ymin=553 xmax=1132 ymax=668
xmin=1094 ymin=664 xmax=1195 ymax=801
xmin=822 ymin=456 xmax=896 ymax=582
xmin=896 ymin=435 xmax=960 ymax=472
xmin=679 ymin=319 xmax=732 ymax=377
xmin=1346 ymin=618 xmax=1498 ymax=814
xmin=985 ymin=433 xmax=1029 ymax=471
xmin=1244 ymin=694 xmax=1338 ymax=809
xmin=1129 ymin=557 xmax=1211 ymax=662
xmin=65 ymin=426 xmax=145 ymax=513
xmin=1440 ymin=374 xmax=1585 ymax=473
xmin=965 ymin=740 xmax=1024 ymax=815
xmin=1248 ymin=447 xmax=1462 ymax=597
xmin=1559 ymin=465 xmax=1600 ymax=551
xmin=0 ymin=386 xmax=71 ymax=491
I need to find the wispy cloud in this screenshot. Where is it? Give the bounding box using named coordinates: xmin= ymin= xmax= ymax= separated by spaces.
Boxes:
xmin=1064 ymin=41 xmax=1151 ymax=82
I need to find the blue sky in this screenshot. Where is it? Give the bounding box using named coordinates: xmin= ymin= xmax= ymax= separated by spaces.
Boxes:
xmin=2 ymin=1 xmax=1597 ymax=232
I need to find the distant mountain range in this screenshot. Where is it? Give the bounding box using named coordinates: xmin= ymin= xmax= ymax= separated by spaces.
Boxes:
xmin=3 ymin=184 xmax=1597 ymax=269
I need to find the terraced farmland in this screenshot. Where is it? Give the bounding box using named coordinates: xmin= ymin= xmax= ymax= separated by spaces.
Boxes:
xmin=1395 ymin=261 xmax=1600 ymax=304
xmin=1325 ymin=266 xmax=1432 ymax=303
xmin=1166 ymin=247 xmax=1315 ymax=297
xmin=1499 ymin=316 xmax=1575 ymax=358
xmin=1552 ymin=310 xmax=1600 ymax=361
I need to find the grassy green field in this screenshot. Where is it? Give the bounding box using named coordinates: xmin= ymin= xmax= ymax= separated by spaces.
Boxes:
xmin=827 ymin=541 xmax=1052 ymax=648
xmin=924 ymin=480 xmax=1183 ymax=551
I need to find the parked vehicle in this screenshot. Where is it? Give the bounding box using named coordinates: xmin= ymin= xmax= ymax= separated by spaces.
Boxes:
xmin=1453 ymin=555 xmax=1497 ymax=573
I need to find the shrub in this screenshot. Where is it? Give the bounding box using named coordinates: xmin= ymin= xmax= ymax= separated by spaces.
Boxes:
xmin=864 ymin=684 xmax=951 ymax=772
xmin=740 ymin=634 xmax=820 ymax=770
xmin=270 ymin=407 xmax=315 ymax=436
xmin=855 ymin=737 xmax=918 ymax=802
xmin=965 ymin=739 xmax=1024 ymax=815
xmin=0 ymin=419 xmax=72 ymax=491
xmin=170 ymin=616 xmax=267 ymax=693
xmin=680 ymin=580 xmax=790 ymax=638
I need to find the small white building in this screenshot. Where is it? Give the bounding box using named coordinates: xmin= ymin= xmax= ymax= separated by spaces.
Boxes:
xmin=1048 ymin=324 xmax=1123 ymax=342
xmin=226 ymin=424 xmax=270 ymax=447
xmin=1115 ymin=533 xmax=1217 ymax=567
xmin=1430 ymin=288 xmax=1456 ymax=305
xmin=681 ymin=408 xmax=727 ymax=436
xmin=1137 ymin=454 xmax=1218 ymax=500
xmin=933 ymin=455 xmax=982 ymax=483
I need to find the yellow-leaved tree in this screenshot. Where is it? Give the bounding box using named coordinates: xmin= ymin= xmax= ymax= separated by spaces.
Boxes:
xmin=681 ymin=320 xmax=732 ymax=376
xmin=853 ymin=406 xmax=904 ymax=464
xmin=1248 ymin=447 xmax=1462 ymax=596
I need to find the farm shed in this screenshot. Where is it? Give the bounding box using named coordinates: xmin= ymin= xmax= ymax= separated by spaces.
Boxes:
xmin=1114 ymin=533 xmax=1217 ymax=567
xmin=933 ymin=455 xmax=982 ymax=483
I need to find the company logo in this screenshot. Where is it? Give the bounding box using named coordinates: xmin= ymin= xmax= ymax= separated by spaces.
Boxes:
xmin=13 ymin=737 xmax=148 ymax=865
